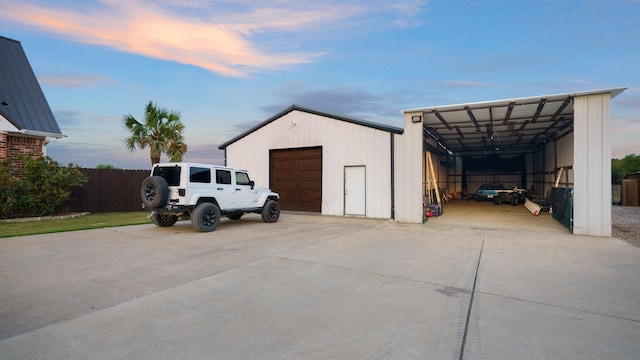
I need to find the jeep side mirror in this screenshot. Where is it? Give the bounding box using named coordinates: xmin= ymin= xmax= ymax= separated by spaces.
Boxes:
xmin=249 ymin=180 xmax=255 ymax=189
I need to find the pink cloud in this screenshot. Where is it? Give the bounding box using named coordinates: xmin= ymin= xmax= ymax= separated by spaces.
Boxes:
xmin=4 ymin=0 xmax=427 ymax=76
xmin=4 ymin=1 xmax=323 ymax=77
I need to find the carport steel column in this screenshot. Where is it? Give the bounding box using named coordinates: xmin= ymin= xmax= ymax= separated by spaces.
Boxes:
xmin=393 ymin=112 xmax=423 ymax=223
xmin=573 ymin=93 xmax=612 ymax=237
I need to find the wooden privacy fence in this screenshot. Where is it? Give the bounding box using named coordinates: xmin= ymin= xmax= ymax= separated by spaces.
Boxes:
xmin=65 ymin=168 xmax=150 ymax=213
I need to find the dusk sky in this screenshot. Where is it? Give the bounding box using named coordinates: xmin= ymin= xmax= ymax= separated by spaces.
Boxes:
xmin=2 ymin=0 xmax=639 ymax=169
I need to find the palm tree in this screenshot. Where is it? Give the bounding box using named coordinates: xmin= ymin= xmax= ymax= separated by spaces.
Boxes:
xmin=123 ymin=101 xmax=187 ymax=165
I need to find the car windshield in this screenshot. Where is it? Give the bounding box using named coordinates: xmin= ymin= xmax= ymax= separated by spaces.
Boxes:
xmin=479 ymin=184 xmax=503 ymax=190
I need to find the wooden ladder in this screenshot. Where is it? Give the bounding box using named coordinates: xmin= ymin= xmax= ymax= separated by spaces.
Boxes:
xmin=425 ymin=152 xmax=441 ymax=205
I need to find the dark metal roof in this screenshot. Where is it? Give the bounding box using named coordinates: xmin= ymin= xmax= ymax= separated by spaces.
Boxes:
xmin=406 ymin=88 xmax=626 ymax=156
xmin=0 ymin=35 xmax=62 ymax=137
xmin=219 ymin=104 xmax=403 ymax=149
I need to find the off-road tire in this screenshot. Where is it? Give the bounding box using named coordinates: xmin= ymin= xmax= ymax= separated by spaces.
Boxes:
xmin=510 ymin=196 xmax=520 ymax=206
xmin=261 ymin=200 xmax=280 ymax=223
xmin=493 ymin=196 xmax=501 ymax=205
xmin=141 ymin=176 xmax=169 ymax=209
xmin=150 ymin=212 xmax=178 ymax=227
xmin=191 ymin=203 xmax=220 ymax=232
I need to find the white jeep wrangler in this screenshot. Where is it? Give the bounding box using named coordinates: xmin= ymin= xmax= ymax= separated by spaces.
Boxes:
xmin=141 ymin=162 xmax=280 ymax=232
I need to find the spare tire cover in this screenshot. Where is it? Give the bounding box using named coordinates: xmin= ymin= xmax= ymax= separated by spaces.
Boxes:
xmin=141 ymin=176 xmax=169 ymax=208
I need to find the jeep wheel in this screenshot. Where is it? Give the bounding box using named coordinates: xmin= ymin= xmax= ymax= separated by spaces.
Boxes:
xmin=261 ymin=200 xmax=280 ymax=223
xmin=150 ymin=212 xmax=178 ymax=227
xmin=510 ymin=196 xmax=520 ymax=206
xmin=141 ymin=176 xmax=169 ymax=209
xmin=192 ymin=203 xmax=220 ymax=232
xmin=493 ymin=196 xmax=501 ymax=205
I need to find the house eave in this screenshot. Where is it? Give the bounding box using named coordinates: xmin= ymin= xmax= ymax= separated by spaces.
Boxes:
xmin=17 ymin=129 xmax=66 ymax=139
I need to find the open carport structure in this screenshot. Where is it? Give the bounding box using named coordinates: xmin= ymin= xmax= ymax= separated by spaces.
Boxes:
xmin=395 ymin=88 xmax=627 ymax=237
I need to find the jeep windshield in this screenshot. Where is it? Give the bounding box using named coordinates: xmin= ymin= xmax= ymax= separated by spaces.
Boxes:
xmin=152 ymin=166 xmax=181 ymax=186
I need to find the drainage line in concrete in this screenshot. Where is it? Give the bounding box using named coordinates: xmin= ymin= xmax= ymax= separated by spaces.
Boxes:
xmin=459 ymin=235 xmax=485 ymax=360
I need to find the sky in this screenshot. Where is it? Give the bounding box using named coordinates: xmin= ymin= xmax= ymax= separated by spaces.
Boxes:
xmin=2 ymin=0 xmax=639 ymax=169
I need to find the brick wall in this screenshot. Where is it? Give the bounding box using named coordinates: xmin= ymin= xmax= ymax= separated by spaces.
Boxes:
xmin=0 ymin=133 xmax=6 ymax=161
xmin=4 ymin=135 xmax=44 ymax=176
xmin=7 ymin=135 xmax=43 ymax=156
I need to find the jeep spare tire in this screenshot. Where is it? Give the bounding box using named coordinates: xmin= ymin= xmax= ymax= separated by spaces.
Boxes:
xmin=141 ymin=176 xmax=169 ymax=209
xmin=261 ymin=200 xmax=280 ymax=223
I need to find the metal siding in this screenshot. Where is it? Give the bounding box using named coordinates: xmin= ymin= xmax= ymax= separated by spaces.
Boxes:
xmin=557 ymin=134 xmax=575 ymax=186
xmin=573 ymin=93 xmax=612 ymax=236
xmin=225 ymin=110 xmax=392 ymax=219
xmin=394 ymin=113 xmax=423 ymax=223
xmin=544 ymin=141 xmax=556 ymax=195
xmin=557 ymin=134 xmax=574 ymax=169
xmin=601 ymin=96 xmax=612 ymax=234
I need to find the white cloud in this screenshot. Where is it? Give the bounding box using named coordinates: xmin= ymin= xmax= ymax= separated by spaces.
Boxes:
xmin=41 ymin=75 xmax=115 ymax=87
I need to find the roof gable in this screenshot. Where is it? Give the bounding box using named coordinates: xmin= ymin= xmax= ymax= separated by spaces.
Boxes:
xmin=0 ymin=35 xmax=62 ymax=137
xmin=219 ymin=105 xmax=403 ymax=149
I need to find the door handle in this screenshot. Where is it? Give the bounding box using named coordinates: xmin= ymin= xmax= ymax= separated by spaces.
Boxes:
xmin=235 ymin=188 xmax=241 ymax=191
xmin=217 ymin=188 xmax=223 ymax=190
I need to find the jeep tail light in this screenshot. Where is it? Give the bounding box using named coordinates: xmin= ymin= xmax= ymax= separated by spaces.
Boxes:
xmin=178 ymin=188 xmax=186 ymax=197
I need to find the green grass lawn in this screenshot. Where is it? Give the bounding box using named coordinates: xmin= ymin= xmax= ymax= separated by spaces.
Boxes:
xmin=0 ymin=212 xmax=151 ymax=238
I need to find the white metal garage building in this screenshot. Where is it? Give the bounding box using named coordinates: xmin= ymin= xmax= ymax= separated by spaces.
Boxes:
xmin=219 ymin=105 xmax=403 ymax=218
xmin=219 ymin=88 xmax=626 ymax=237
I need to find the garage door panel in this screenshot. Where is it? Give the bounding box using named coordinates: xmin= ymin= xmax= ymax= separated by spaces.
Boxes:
xmin=270 ymin=147 xmax=322 ymax=212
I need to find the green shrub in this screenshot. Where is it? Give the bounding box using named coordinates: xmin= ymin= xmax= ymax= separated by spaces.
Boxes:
xmin=0 ymin=164 xmax=21 ymax=218
xmin=0 ymin=155 xmax=87 ymax=219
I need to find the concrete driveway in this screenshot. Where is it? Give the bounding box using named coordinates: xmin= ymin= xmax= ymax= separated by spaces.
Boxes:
xmin=1 ymin=203 xmax=639 ymax=359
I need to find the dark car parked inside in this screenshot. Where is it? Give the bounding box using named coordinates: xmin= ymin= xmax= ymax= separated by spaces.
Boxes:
xmin=475 ymin=183 xmax=505 ymax=201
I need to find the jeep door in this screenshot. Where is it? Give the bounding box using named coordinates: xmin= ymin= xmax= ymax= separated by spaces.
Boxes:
xmin=214 ymin=169 xmax=235 ymax=208
xmin=233 ymin=171 xmax=257 ymax=209
xmin=187 ymin=166 xmax=214 ymax=201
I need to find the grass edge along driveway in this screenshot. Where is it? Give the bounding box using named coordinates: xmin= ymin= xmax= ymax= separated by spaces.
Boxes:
xmin=0 ymin=212 xmax=150 ymax=238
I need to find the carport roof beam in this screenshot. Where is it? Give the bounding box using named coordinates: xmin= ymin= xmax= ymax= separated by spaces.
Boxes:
xmin=503 ymin=101 xmax=516 ymax=125
xmin=432 ymin=110 xmax=452 ymax=130
xmin=531 ymin=98 xmax=547 ymax=123
xmin=455 ymin=125 xmax=465 ymax=139
xmin=550 ymin=97 xmax=572 ymax=122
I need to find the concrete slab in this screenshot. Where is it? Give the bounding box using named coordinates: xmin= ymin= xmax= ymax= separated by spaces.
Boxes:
xmin=1 ymin=205 xmax=639 ymax=359
xmin=477 ymin=229 xmax=640 ymax=322
xmin=1 ymin=257 xmax=468 ymax=359
xmin=464 ymin=293 xmax=640 ymax=360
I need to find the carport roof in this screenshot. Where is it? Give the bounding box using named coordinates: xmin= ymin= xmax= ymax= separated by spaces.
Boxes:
xmin=405 ymin=88 xmax=626 ymax=155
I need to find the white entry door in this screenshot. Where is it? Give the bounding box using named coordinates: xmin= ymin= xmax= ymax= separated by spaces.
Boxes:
xmin=344 ymin=166 xmax=366 ymax=216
